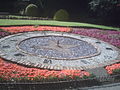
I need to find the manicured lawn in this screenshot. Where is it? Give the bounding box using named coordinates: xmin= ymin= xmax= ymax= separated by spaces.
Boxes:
xmin=0 ymin=19 xmax=120 ymax=31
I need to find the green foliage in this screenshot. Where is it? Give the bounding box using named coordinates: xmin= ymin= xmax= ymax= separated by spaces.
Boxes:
xmin=53 ymin=9 xmax=69 ymax=21
xmin=89 ymin=0 xmax=120 ymax=24
xmin=0 ymin=77 xmax=4 ymax=81
xmin=89 ymin=0 xmax=120 ymax=17
xmin=113 ymin=69 xmax=120 ymax=74
xmin=83 ymin=74 xmax=96 ymax=79
xmin=25 ymin=4 xmax=39 ymax=17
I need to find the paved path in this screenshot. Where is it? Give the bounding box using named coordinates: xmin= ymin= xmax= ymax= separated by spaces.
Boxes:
xmin=79 ymin=82 xmax=120 ymax=90
xmin=86 ymin=67 xmax=109 ymax=77
xmin=85 ymin=67 xmax=115 ymax=82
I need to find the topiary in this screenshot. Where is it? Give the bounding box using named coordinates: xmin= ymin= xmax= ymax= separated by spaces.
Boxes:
xmin=25 ymin=4 xmax=39 ymax=17
xmin=53 ymin=9 xmax=69 ymax=21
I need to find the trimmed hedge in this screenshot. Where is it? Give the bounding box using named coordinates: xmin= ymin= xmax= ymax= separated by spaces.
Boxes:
xmin=53 ymin=9 xmax=69 ymax=21
xmin=25 ymin=4 xmax=39 ymax=17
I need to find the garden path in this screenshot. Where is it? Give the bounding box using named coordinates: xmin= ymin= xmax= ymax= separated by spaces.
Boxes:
xmin=86 ymin=67 xmax=109 ymax=77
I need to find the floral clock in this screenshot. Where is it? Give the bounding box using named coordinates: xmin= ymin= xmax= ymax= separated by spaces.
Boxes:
xmin=0 ymin=31 xmax=120 ymax=70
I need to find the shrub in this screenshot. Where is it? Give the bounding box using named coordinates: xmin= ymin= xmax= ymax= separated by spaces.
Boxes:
xmin=25 ymin=4 xmax=39 ymax=17
xmin=89 ymin=0 xmax=120 ymax=25
xmin=53 ymin=9 xmax=69 ymax=21
xmin=89 ymin=0 xmax=120 ymax=17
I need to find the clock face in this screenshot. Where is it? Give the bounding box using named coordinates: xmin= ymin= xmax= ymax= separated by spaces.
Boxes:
xmin=0 ymin=31 xmax=120 ymax=70
xmin=18 ymin=36 xmax=100 ymax=60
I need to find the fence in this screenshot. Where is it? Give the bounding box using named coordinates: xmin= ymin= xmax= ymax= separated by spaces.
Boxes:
xmin=0 ymin=74 xmax=120 ymax=90
xmin=0 ymin=15 xmax=51 ymax=20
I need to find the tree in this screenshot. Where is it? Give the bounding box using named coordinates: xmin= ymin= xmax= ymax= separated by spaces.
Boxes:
xmin=89 ymin=0 xmax=120 ymax=25
xmin=30 ymin=0 xmax=47 ymax=9
xmin=89 ymin=0 xmax=120 ymax=17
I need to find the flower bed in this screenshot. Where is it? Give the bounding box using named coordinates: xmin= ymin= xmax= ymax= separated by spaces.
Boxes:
xmin=0 ymin=29 xmax=11 ymax=38
xmin=0 ymin=58 xmax=91 ymax=82
xmin=72 ymin=28 xmax=120 ymax=48
xmin=105 ymin=63 xmax=120 ymax=75
xmin=0 ymin=26 xmax=71 ymax=33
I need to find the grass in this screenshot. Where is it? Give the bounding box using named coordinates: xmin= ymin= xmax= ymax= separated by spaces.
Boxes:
xmin=0 ymin=19 xmax=120 ymax=31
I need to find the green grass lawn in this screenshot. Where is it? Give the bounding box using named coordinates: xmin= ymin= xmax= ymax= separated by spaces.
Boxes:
xmin=0 ymin=19 xmax=120 ymax=31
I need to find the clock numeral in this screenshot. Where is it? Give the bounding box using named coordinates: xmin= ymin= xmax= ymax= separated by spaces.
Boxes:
xmin=2 ymin=45 xmax=10 ymax=48
xmin=104 ymin=55 xmax=112 ymax=59
xmin=106 ymin=48 xmax=113 ymax=50
xmin=10 ymin=40 xmax=17 ymax=41
xmin=43 ymin=59 xmax=52 ymax=64
xmin=14 ymin=53 xmax=25 ymax=57
xmin=81 ymin=60 xmax=89 ymax=64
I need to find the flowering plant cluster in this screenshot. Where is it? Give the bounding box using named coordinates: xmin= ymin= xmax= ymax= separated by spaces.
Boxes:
xmin=72 ymin=28 xmax=120 ymax=48
xmin=0 ymin=58 xmax=91 ymax=82
xmin=105 ymin=63 xmax=120 ymax=75
xmin=0 ymin=29 xmax=10 ymax=38
xmin=0 ymin=26 xmax=71 ymax=33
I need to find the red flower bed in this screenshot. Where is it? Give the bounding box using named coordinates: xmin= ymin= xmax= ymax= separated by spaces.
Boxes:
xmin=105 ymin=63 xmax=120 ymax=74
xmin=0 ymin=58 xmax=90 ymax=81
xmin=72 ymin=28 xmax=120 ymax=47
xmin=0 ymin=26 xmax=71 ymax=33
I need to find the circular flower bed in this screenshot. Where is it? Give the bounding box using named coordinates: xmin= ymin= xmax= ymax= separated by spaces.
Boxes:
xmin=0 ymin=25 xmax=120 ymax=83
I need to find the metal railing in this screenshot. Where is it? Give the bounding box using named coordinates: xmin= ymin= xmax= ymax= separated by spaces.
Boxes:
xmin=0 ymin=15 xmax=51 ymax=20
xmin=0 ymin=74 xmax=120 ymax=90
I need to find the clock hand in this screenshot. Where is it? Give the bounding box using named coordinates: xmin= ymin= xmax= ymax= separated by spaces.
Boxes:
xmin=30 ymin=40 xmax=79 ymax=56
